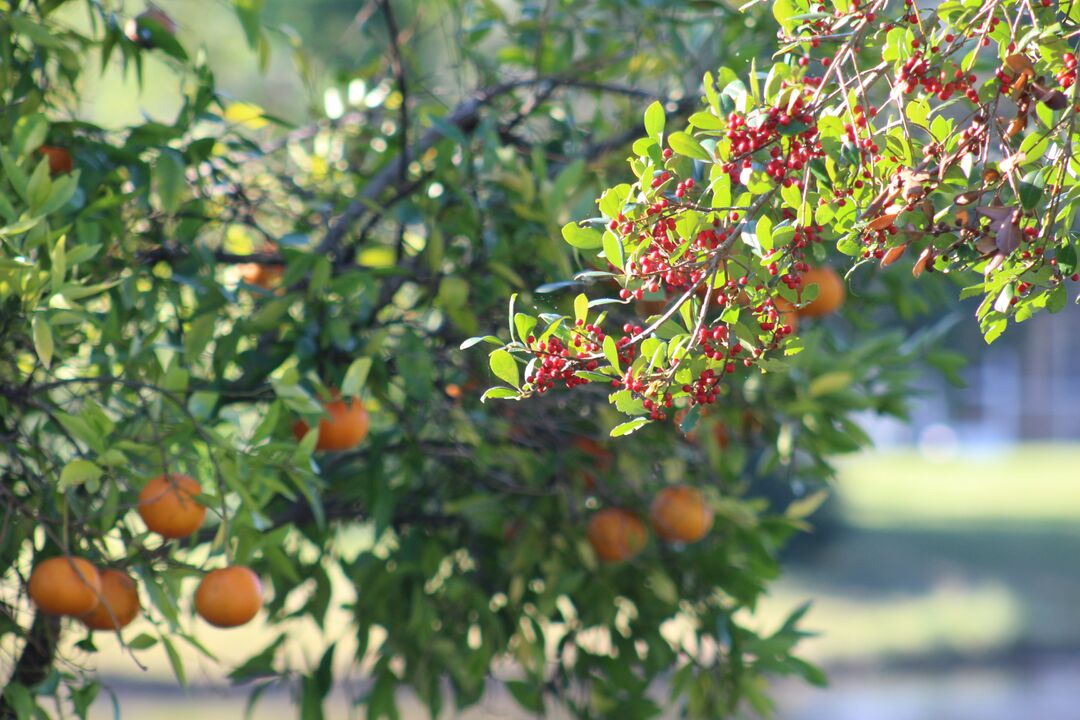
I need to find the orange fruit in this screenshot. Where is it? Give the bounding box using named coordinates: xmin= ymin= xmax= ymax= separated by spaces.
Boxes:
xmin=195 ymin=566 xmax=263 ymax=628
xmin=293 ymin=394 xmax=369 ymax=452
xmin=137 ymin=473 xmax=207 ymax=539
xmin=650 ymin=486 xmax=714 ymax=544
xmin=79 ymin=569 xmax=141 ymax=631
xmin=37 ymin=146 xmax=73 ymax=175
xmin=586 ymin=509 xmax=647 ymax=563
xmin=28 ymin=557 xmax=101 ymax=616
xmin=774 ymin=297 xmax=800 ymax=333
xmin=797 ymin=266 xmax=845 ymax=317
xmin=239 ymin=262 xmax=284 ymax=290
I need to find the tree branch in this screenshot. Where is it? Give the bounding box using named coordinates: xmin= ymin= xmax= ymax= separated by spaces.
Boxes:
xmin=317 ymin=75 xmax=686 ymax=260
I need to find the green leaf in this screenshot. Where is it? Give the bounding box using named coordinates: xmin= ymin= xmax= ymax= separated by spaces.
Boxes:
xmin=50 ymin=234 xmax=66 ymax=290
xmin=773 ymin=0 xmax=798 ymax=33
xmin=507 ymin=680 xmax=543 ymax=713
xmin=786 ymin=490 xmax=829 ymax=519
xmin=161 ymin=635 xmax=188 ymax=688
xmin=602 ymin=229 xmax=625 ymax=270
xmin=688 ymin=111 xmax=725 ymax=130
xmin=459 ymin=335 xmax=502 ymax=350
xmin=341 ymin=357 xmax=372 ymax=398
xmin=905 ymin=98 xmax=930 ymax=128
xmin=1018 ymin=169 xmax=1045 ymax=211
xmin=154 ymin=149 xmax=186 ymax=213
xmin=2 ymin=683 xmax=34 ymax=720
xmin=644 ymin=100 xmax=665 ymax=141
xmin=13 ymin=114 xmax=48 ymax=157
xmin=60 ymin=459 xmax=104 ymax=490
xmin=807 ymin=371 xmax=851 ymax=397
xmin=610 ymin=418 xmax=650 ymax=436
xmin=561 ymin=222 xmax=603 ymax=249
xmin=603 ymin=335 xmax=621 ymax=372
xmin=481 ymin=386 xmax=518 ymax=402
xmin=667 ymin=131 xmax=710 ymax=161
xmin=127 ymin=633 xmax=159 ymax=650
xmin=1047 ymin=284 xmax=1067 ymax=313
xmin=574 ymin=293 xmax=588 ymax=325
xmin=27 ymin=156 xmax=52 ymax=211
xmin=489 ymin=349 xmax=520 ymax=388
xmin=32 ymin=314 xmax=53 ymax=368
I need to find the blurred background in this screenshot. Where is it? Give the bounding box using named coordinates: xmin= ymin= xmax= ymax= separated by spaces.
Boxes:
xmin=59 ymin=0 xmax=1080 ymax=717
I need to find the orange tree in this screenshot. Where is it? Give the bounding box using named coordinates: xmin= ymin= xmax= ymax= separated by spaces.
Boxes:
xmin=0 ymin=0 xmax=1021 ymax=718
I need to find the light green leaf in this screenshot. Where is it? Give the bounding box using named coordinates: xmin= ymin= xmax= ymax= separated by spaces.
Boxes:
xmin=60 ymin=459 xmax=104 ymax=490
xmin=610 ymin=418 xmax=650 ymax=436
xmin=341 ymin=357 xmax=372 ymax=397
xmin=667 ymin=131 xmax=710 ymax=161
xmin=481 ymin=386 xmax=519 ymax=402
xmin=603 ymin=335 xmax=621 ymax=372
xmin=602 ymin=229 xmax=624 ymax=270
xmin=561 ymin=222 xmax=603 ymax=250
xmin=32 ymin=315 xmax=53 ymax=368
xmin=574 ymin=293 xmax=588 ymax=325
xmin=644 ymin=100 xmax=665 ymax=141
xmin=489 ymin=349 xmax=520 ymax=388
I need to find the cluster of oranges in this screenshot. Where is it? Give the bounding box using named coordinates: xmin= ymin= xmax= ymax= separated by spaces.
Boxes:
xmin=28 ymin=474 xmax=261 ymax=630
xmin=572 ymin=439 xmax=716 ymax=563
xmin=586 ymin=485 xmax=715 ymax=563
xmin=28 ymin=395 xmax=370 ymax=632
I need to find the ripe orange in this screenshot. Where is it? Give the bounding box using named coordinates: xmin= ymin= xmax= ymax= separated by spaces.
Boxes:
xmin=650 ymin=486 xmax=714 ymax=544
xmin=195 ymin=566 xmax=263 ymax=628
xmin=137 ymin=473 xmax=207 ymax=539
xmin=37 ymin=146 xmax=73 ymax=175
xmin=586 ymin=509 xmax=647 ymax=563
xmin=774 ymin=297 xmax=800 ymax=333
xmin=28 ymin=557 xmax=101 ymax=616
xmin=239 ymin=262 xmax=284 ymax=290
xmin=292 ymin=395 xmax=369 ymax=452
xmin=797 ymin=266 xmax=845 ymax=317
xmin=79 ymin=569 xmax=141 ymax=630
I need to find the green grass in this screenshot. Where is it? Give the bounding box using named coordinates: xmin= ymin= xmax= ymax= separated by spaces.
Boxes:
xmin=748 ymin=443 xmax=1080 ymax=663
xmin=833 ymin=443 xmax=1080 ymax=527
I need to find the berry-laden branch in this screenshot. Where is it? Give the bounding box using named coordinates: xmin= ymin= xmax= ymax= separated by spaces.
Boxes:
xmin=472 ymin=0 xmax=1080 ymax=433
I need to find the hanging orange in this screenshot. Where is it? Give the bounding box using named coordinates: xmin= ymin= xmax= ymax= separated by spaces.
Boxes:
xmin=239 ymin=262 xmax=284 ymax=290
xmin=650 ymin=486 xmax=714 ymax=544
xmin=37 ymin=146 xmax=73 ymax=175
xmin=195 ymin=566 xmax=263 ymax=628
xmin=137 ymin=473 xmax=207 ymax=539
xmin=79 ymin=569 xmax=141 ymax=630
xmin=797 ymin=266 xmax=846 ymax=317
xmin=586 ymin=509 xmax=647 ymax=563
xmin=28 ymin=556 xmax=101 ymax=616
xmin=292 ymin=395 xmax=369 ymax=452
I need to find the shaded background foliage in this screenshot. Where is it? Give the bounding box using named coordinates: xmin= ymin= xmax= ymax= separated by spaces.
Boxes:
xmin=0 ymin=1 xmax=956 ymax=718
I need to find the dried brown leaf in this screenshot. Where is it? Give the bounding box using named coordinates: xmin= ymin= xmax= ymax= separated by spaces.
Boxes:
xmin=880 ymin=243 xmax=908 ymax=267
xmin=912 ymin=247 xmax=933 ymax=278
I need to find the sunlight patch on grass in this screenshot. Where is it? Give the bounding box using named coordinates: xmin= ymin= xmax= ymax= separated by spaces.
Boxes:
xmin=834 ymin=444 xmax=1080 ymax=527
xmin=753 ymin=580 xmax=1023 ymax=664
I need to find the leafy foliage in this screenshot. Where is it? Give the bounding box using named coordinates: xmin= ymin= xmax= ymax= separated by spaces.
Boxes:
xmin=3 ymin=0 xmax=1055 ymax=718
